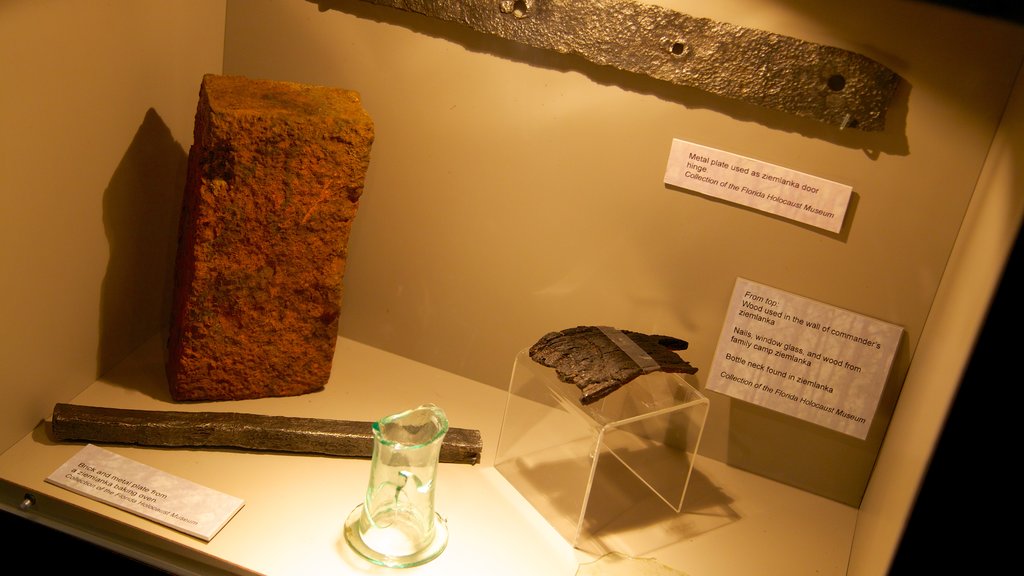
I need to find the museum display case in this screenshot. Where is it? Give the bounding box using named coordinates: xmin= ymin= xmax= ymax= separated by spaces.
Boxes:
xmin=2 ymin=1 xmax=1022 ymax=574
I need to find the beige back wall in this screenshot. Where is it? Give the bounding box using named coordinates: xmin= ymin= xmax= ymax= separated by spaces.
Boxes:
xmin=0 ymin=1 xmax=226 ymax=452
xmin=223 ymin=0 xmax=1023 ymax=506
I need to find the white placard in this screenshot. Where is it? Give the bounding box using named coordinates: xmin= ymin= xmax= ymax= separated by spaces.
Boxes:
xmin=664 ymin=139 xmax=852 ymax=233
xmin=706 ymin=278 xmax=902 ymax=439
xmin=46 ymin=444 xmax=244 ymax=541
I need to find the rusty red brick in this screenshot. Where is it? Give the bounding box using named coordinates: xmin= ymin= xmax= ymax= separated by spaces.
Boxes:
xmin=166 ymin=74 xmax=374 ymax=401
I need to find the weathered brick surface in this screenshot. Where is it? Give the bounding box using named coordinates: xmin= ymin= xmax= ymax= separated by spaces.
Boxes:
xmin=166 ymin=74 xmax=374 ymax=401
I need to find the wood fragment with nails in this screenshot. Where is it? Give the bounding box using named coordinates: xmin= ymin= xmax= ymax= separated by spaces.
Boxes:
xmin=529 ymin=326 xmax=698 ymax=404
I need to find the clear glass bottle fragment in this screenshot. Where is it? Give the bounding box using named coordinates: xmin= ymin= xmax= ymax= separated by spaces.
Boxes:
xmin=344 ymin=403 xmax=450 ymax=568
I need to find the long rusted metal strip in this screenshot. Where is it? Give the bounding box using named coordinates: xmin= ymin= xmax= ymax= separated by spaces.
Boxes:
xmin=51 ymin=403 xmax=483 ymax=465
xmin=354 ymin=0 xmax=900 ymax=130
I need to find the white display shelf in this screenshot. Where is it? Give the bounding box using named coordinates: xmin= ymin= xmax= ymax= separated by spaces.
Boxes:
xmin=0 ymin=336 xmax=856 ymax=576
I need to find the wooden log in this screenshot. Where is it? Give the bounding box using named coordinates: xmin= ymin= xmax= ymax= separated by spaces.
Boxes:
xmin=50 ymin=403 xmax=482 ymax=465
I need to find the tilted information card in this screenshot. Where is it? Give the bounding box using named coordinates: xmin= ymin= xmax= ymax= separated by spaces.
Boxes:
xmin=664 ymin=138 xmax=853 ymax=233
xmin=707 ymin=277 xmax=903 ymax=439
xmin=46 ymin=444 xmax=244 ymax=541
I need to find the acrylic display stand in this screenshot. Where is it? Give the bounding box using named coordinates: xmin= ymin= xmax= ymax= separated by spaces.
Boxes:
xmin=495 ymin=348 xmax=709 ymax=556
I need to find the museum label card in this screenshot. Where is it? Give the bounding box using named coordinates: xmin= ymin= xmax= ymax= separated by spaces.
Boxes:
xmin=46 ymin=444 xmax=244 ymax=541
xmin=663 ymin=139 xmax=852 ymax=233
xmin=706 ymin=278 xmax=903 ymax=439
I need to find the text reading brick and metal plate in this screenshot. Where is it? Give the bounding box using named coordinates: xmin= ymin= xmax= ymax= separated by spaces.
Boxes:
xmin=46 ymin=444 xmax=244 ymax=541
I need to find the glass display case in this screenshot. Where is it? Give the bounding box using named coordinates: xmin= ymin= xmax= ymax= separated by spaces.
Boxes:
xmin=495 ymin=348 xmax=708 ymax=555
